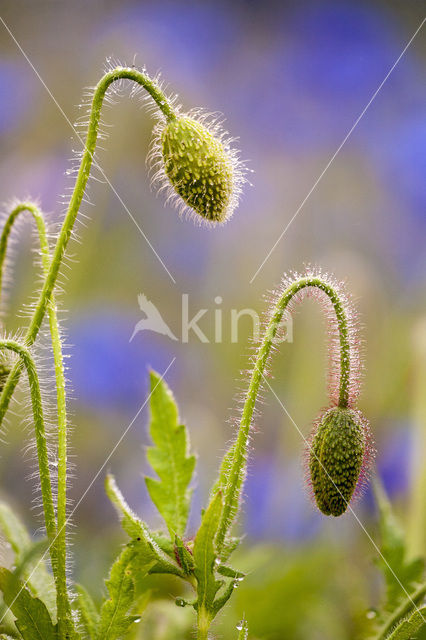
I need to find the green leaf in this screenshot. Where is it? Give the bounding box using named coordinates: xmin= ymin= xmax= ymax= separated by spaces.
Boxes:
xmin=193 ymin=492 xmax=223 ymax=623
xmin=97 ymin=546 xmax=139 ymax=640
xmin=374 ymin=479 xmax=424 ymax=613
xmin=105 ymin=474 xmax=184 ymax=578
xmin=385 ymin=606 xmax=426 ymax=640
xmin=145 ymin=370 xmax=196 ymax=537
xmin=75 ymin=584 xmax=99 ymax=640
xmin=105 ymin=474 xmax=144 ymax=540
xmin=374 ymin=584 xmax=426 ymax=640
xmin=216 ymin=564 xmax=245 ymax=580
xmin=0 ymin=503 xmax=56 ymax=618
xmin=0 ymin=503 xmax=30 ymax=563
xmin=0 ymin=568 xmax=57 ymax=640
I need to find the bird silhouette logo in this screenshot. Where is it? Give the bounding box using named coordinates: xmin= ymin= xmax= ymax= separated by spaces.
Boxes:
xmin=129 ymin=294 xmax=178 ymax=342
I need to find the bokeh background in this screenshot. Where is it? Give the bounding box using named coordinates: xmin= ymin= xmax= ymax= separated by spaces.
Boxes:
xmin=0 ymin=1 xmax=425 ymax=638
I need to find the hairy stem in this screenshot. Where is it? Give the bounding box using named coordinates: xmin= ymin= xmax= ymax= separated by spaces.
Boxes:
xmin=0 ymin=341 xmax=57 ymax=574
xmin=0 ymin=202 xmax=72 ymax=636
xmin=215 ymin=276 xmax=351 ymax=552
xmin=0 ymin=67 xmax=176 ymax=426
xmin=197 ymin=607 xmax=211 ymax=640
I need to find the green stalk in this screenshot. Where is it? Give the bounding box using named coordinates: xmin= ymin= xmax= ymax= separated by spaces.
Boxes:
xmin=215 ymin=276 xmax=352 ymax=552
xmin=197 ymin=607 xmax=211 ymax=640
xmin=0 ymin=67 xmax=176 ymax=426
xmin=0 ymin=71 xmax=176 ymax=638
xmin=0 ymin=202 xmax=72 ymax=635
xmin=0 ymin=341 xmax=57 ymax=575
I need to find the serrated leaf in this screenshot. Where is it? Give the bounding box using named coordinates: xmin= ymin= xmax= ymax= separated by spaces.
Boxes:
xmin=373 ymin=584 xmax=426 ymax=640
xmin=145 ymin=371 xmax=196 ymax=537
xmin=0 ymin=568 xmax=57 ymax=640
xmin=0 ymin=503 xmax=56 ymax=619
xmin=385 ymin=606 xmax=426 ymax=639
xmin=216 ymin=564 xmax=245 ymax=580
xmin=193 ymin=492 xmax=223 ymax=623
xmin=97 ymin=546 xmax=139 ymax=640
xmin=105 ymin=474 xmax=183 ymax=578
xmin=75 ymin=584 xmax=99 ymax=640
xmin=373 ymin=479 xmax=424 ymax=614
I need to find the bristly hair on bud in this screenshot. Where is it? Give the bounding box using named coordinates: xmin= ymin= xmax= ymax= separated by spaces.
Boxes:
xmin=149 ymin=108 xmax=246 ymax=226
xmin=306 ymin=406 xmax=374 ymax=517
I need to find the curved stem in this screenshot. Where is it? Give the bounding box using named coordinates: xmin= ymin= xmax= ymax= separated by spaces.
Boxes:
xmin=0 ymin=67 xmax=176 ymax=425
xmin=0 ymin=341 xmax=57 ymax=568
xmin=215 ymin=276 xmax=351 ymax=552
xmin=0 ymin=202 xmax=72 ymax=636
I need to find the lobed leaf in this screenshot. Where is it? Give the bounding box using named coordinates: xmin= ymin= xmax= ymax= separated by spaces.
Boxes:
xmin=373 ymin=480 xmax=424 ymax=613
xmin=105 ymin=473 xmax=184 ymax=578
xmin=96 ymin=546 xmax=139 ymax=640
xmin=75 ymin=584 xmax=99 ymax=640
xmin=385 ymin=606 xmax=426 ymax=640
xmin=145 ymin=371 xmax=196 ymax=538
xmin=0 ymin=503 xmax=55 ymax=618
xmin=0 ymin=568 xmax=56 ymax=640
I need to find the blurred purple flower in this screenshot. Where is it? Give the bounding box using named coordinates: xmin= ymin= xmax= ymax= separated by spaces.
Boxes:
xmin=244 ymin=455 xmax=321 ymax=543
xmin=233 ymin=1 xmax=408 ymax=152
xmin=98 ymin=1 xmax=238 ymax=81
xmin=0 ymin=61 xmax=33 ymax=133
xmin=377 ymin=426 xmax=412 ymax=498
xmin=363 ymin=425 xmax=412 ymax=511
xmin=378 ymin=115 xmax=426 ymax=217
xmin=68 ymin=309 xmax=176 ymax=413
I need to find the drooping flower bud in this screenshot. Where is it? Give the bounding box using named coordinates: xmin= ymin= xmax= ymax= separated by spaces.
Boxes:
xmin=151 ymin=113 xmax=245 ymax=224
xmin=307 ymin=406 xmax=372 ymax=516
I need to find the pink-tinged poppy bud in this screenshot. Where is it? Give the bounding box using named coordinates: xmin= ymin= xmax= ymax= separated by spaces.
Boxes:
xmin=307 ymin=406 xmax=373 ymax=516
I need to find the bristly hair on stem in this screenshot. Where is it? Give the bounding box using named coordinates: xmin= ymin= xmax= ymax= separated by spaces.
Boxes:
xmin=213 ymin=267 xmax=374 ymax=553
xmin=0 ymin=61 xmax=249 ymax=640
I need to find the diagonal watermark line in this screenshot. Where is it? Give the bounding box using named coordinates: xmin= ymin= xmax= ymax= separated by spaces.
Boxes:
xmin=249 ymin=17 xmax=426 ymax=284
xmin=0 ymin=16 xmax=176 ymax=284
xmin=261 ymin=372 xmax=426 ymax=624
xmin=0 ymin=357 xmax=176 ymax=626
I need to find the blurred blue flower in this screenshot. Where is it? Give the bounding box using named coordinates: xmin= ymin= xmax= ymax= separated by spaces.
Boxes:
xmin=286 ymin=3 xmax=396 ymax=100
xmin=0 ymin=60 xmax=33 ymax=133
xmin=233 ymin=1 xmax=406 ymax=152
xmin=378 ymin=115 xmax=426 ymax=217
xmin=99 ymin=1 xmax=238 ymax=82
xmin=68 ymin=309 xmax=176 ymax=413
xmin=244 ymin=455 xmax=321 ymax=543
xmin=364 ymin=425 xmax=412 ymax=511
xmin=244 ymin=455 xmax=276 ymax=539
xmin=377 ymin=425 xmax=412 ymax=499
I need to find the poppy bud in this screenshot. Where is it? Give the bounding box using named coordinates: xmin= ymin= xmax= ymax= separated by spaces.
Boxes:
xmin=152 ymin=114 xmax=245 ymax=224
xmin=308 ymin=406 xmax=372 ymax=516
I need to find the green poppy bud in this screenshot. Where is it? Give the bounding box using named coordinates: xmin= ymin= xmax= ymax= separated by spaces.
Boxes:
xmin=308 ymin=406 xmax=372 ymax=517
xmin=151 ymin=114 xmax=245 ymax=224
